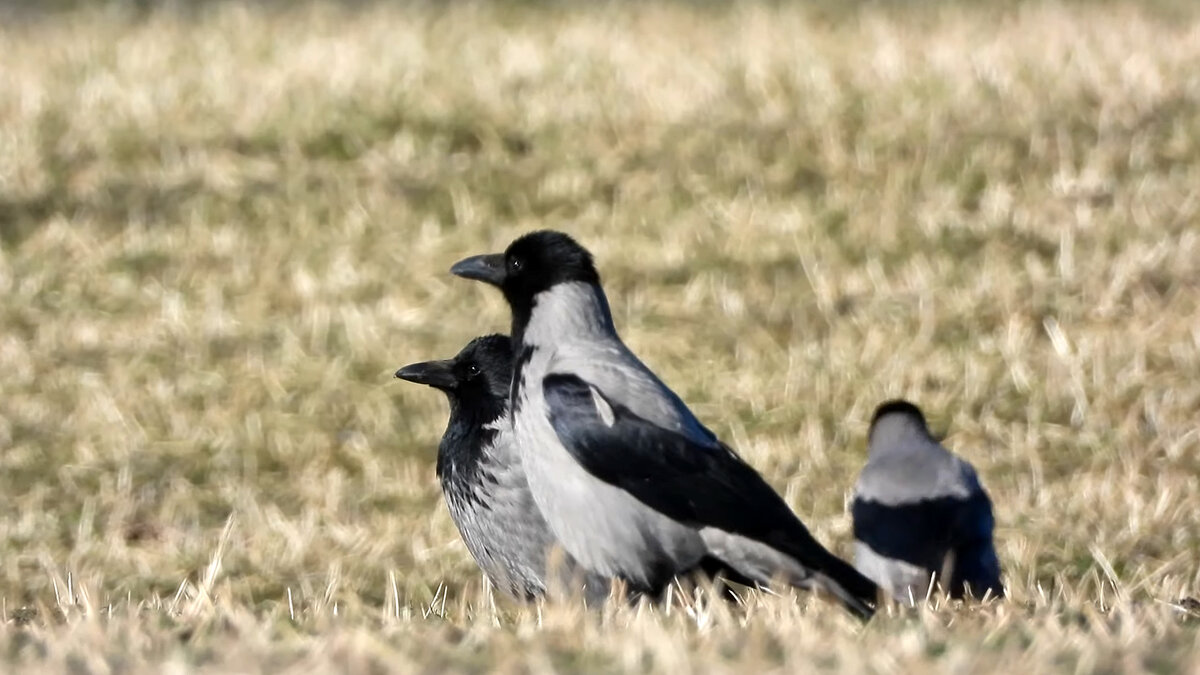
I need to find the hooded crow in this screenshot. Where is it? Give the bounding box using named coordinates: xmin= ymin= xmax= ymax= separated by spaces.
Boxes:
xmin=395 ymin=334 xmax=608 ymax=603
xmin=851 ymin=400 xmax=1004 ymax=603
xmin=450 ymin=231 xmax=879 ymax=620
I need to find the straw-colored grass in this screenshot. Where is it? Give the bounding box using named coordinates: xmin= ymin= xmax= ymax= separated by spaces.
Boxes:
xmin=1 ymin=1 xmax=1198 ymax=671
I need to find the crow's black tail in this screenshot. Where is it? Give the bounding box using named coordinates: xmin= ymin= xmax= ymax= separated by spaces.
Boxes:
xmin=810 ymin=551 xmax=879 ymax=621
xmin=767 ymin=527 xmax=879 ymax=621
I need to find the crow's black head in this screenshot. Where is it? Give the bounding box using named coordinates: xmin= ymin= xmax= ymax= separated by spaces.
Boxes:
xmin=450 ymin=231 xmax=602 ymax=347
xmin=395 ymin=334 xmax=513 ymax=419
xmin=868 ymin=399 xmax=931 ymax=442
xmin=450 ymin=230 xmax=600 ymax=304
xmin=501 ymin=230 xmax=600 ymax=294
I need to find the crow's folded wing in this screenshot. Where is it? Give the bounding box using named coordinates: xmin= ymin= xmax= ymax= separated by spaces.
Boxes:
xmin=851 ymin=493 xmax=963 ymax=571
xmin=948 ymin=471 xmax=1004 ymax=598
xmin=543 ymin=373 xmax=846 ymax=575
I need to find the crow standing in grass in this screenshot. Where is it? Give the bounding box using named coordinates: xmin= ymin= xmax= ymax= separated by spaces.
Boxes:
xmin=395 ymin=334 xmax=608 ymax=603
xmin=450 ymin=231 xmax=879 ymax=620
xmin=851 ymin=400 xmax=1004 ymax=603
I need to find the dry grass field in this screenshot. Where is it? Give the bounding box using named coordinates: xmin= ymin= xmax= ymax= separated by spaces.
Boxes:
xmin=1 ymin=0 xmax=1199 ymax=671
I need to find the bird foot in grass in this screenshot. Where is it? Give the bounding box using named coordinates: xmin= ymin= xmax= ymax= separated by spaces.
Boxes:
xmin=1173 ymin=597 xmax=1200 ymax=618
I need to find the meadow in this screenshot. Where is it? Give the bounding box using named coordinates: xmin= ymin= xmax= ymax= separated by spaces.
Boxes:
xmin=1 ymin=0 xmax=1199 ymax=671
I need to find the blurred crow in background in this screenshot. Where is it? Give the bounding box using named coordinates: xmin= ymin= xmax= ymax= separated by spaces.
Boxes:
xmin=851 ymin=399 xmax=1004 ymax=603
xmin=450 ymin=231 xmax=879 ymax=620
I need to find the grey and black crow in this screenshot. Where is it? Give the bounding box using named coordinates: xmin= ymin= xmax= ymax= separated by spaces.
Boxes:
xmin=449 ymin=231 xmax=879 ymax=620
xmin=395 ymin=334 xmax=608 ymax=603
xmin=851 ymin=400 xmax=1004 ymax=603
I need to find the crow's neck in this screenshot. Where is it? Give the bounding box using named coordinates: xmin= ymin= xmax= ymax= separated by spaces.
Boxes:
xmin=511 ymin=281 xmax=616 ymax=352
xmin=436 ymin=399 xmax=505 ymax=482
xmin=867 ymin=418 xmax=941 ymax=460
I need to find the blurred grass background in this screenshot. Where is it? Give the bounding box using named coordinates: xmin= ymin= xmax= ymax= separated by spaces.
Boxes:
xmin=1 ymin=0 xmax=1199 ymax=671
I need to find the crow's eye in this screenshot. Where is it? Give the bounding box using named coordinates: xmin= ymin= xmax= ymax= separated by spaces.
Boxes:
xmin=466 ymin=363 xmax=481 ymax=378
xmin=508 ymin=257 xmax=523 ymax=274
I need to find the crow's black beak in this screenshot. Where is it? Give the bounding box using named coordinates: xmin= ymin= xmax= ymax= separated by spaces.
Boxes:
xmin=395 ymin=359 xmax=457 ymax=390
xmin=450 ymin=253 xmax=506 ymax=286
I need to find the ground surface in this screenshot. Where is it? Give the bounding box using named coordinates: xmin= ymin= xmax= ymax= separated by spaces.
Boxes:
xmin=1 ymin=1 xmax=1199 ymax=672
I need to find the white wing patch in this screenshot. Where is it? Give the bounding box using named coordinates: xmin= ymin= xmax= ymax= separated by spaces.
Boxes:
xmin=590 ymin=385 xmax=616 ymax=427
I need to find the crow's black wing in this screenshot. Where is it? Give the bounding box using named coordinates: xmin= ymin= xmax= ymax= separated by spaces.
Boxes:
xmin=948 ymin=486 xmax=1004 ymax=599
xmin=851 ymin=493 xmax=963 ymax=572
xmin=543 ymin=373 xmax=877 ymax=616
